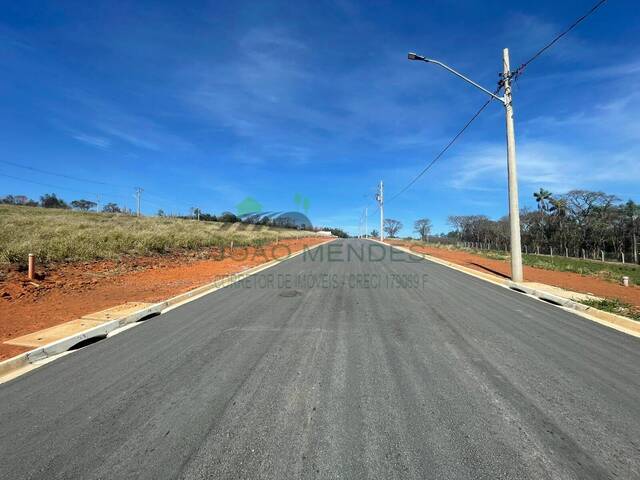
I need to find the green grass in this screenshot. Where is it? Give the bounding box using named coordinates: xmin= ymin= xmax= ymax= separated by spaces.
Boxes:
xmin=0 ymin=205 xmax=317 ymax=264
xmin=520 ymin=254 xmax=640 ymax=285
xmin=458 ymin=245 xmax=640 ymax=285
xmin=579 ymin=298 xmax=640 ymax=321
xmin=395 ymin=238 xmax=640 ymax=285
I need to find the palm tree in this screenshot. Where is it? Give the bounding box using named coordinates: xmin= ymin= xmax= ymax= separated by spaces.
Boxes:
xmin=533 ymin=188 xmax=552 ymax=212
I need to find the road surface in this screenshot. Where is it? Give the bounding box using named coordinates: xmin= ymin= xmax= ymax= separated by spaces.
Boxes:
xmin=1 ymin=239 xmax=639 ymax=479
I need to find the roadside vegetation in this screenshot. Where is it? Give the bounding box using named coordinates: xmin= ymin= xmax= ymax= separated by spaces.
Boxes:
xmin=470 ymin=248 xmax=640 ymax=285
xmin=579 ymin=298 xmax=640 ymax=321
xmin=395 ymin=238 xmax=640 ymax=286
xmin=446 ymin=189 xmax=639 ymax=264
xmin=521 ymin=253 xmax=640 ymax=285
xmin=461 ymin=246 xmax=640 ymax=284
xmin=0 ymin=205 xmax=317 ymax=264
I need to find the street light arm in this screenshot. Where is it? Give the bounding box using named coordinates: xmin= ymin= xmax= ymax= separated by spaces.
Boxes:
xmin=408 ymin=53 xmax=505 ymax=103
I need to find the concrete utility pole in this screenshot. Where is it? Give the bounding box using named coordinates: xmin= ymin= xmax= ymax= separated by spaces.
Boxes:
xmin=502 ymin=48 xmax=523 ymax=282
xmin=408 ymin=49 xmax=524 ymax=282
xmin=135 ymin=187 xmax=143 ymax=217
xmin=633 ymin=215 xmax=638 ymax=264
xmin=376 ymin=181 xmax=384 ymax=242
xmin=365 ymin=207 xmax=368 ymax=239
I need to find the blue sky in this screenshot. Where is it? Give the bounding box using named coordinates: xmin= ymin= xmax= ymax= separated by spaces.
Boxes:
xmin=1 ymin=0 xmax=639 ymax=236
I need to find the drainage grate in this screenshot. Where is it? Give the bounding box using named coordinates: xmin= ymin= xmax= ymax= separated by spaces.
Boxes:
xmin=539 ymin=296 xmax=563 ymax=306
xmin=136 ymin=312 xmax=161 ymax=322
xmin=67 ymin=334 xmax=108 ymax=351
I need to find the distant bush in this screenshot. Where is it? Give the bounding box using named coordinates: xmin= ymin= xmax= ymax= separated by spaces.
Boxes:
xmin=40 ymin=193 xmax=69 ymax=209
xmin=323 ymin=227 xmax=348 ymax=238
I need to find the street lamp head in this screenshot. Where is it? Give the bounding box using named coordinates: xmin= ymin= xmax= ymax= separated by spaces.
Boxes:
xmin=407 ymin=52 xmax=426 ymax=61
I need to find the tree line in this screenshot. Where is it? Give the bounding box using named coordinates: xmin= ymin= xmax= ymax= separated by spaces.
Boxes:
xmin=1 ymin=192 xmax=347 ymax=234
xmin=447 ymin=189 xmax=639 ymax=263
xmin=1 ymin=193 xmax=136 ymax=214
xmin=371 ymin=218 xmax=432 ymax=240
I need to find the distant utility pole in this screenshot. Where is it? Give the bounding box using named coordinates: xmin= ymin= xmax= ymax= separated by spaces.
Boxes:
xmin=633 ymin=214 xmax=638 ymax=264
xmin=365 ymin=207 xmax=368 ymax=239
xmin=375 ymin=181 xmax=384 ymax=241
xmin=134 ymin=187 xmax=143 ymax=217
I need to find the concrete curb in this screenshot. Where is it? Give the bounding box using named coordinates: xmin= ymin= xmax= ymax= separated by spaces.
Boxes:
xmin=0 ymin=238 xmax=335 ymax=380
xmin=378 ymin=240 xmax=640 ymax=338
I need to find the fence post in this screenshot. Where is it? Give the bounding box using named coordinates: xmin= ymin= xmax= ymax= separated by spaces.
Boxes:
xmin=601 ymin=250 xmax=605 ymax=262
xmin=524 ymin=245 xmax=528 ymax=254
xmin=582 ymin=249 xmax=586 ymax=260
xmin=536 ymin=246 xmax=540 ymax=255
xmin=550 ymin=247 xmax=553 ymax=257
xmin=621 ymin=252 xmax=625 ymax=264
xmin=565 ymin=247 xmax=568 ymax=257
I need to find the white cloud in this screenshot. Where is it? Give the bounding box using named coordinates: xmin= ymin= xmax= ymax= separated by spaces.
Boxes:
xmin=51 ymin=90 xmax=193 ymax=153
xmin=71 ymin=133 xmax=111 ymax=149
xmin=449 ymin=139 xmax=640 ymax=197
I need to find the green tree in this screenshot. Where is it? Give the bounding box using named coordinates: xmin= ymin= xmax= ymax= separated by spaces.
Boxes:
xmin=383 ymin=218 xmax=402 ymax=238
xmin=533 ymin=188 xmax=552 ymax=212
xmin=220 ymin=211 xmax=239 ymax=223
xmin=414 ymin=218 xmax=432 ymax=242
xmin=322 ymin=227 xmax=348 ymax=238
xmin=102 ymin=203 xmax=121 ymax=213
xmin=70 ymin=199 xmax=97 ymax=211
xmin=40 ymin=193 xmax=68 ymax=209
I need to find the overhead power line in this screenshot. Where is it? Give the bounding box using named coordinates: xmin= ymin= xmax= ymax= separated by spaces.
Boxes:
xmin=0 ymin=172 xmax=176 ymax=212
xmin=0 ymin=172 xmax=128 ymax=199
xmin=0 ymin=160 xmax=192 ymax=212
xmin=512 ymin=0 xmax=609 ymax=78
xmin=382 ymin=0 xmax=609 ymax=205
xmin=386 ymin=96 xmax=495 ymax=205
xmin=0 ymin=159 xmax=133 ymax=190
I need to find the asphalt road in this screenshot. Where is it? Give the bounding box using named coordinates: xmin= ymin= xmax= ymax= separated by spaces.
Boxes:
xmin=1 ymin=239 xmax=639 ymax=479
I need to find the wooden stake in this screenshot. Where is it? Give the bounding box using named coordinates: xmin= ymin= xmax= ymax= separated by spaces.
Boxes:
xmin=28 ymin=253 xmax=35 ymax=280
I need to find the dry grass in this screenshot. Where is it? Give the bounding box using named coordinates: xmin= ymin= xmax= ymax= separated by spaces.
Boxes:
xmin=0 ymin=205 xmax=317 ymax=264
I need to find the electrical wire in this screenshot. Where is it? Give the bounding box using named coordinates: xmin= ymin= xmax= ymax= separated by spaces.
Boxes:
xmin=386 ymin=96 xmax=494 ymax=205
xmin=512 ymin=0 xmax=609 ymax=78
xmin=0 ymin=161 xmax=192 ymax=212
xmin=0 ymin=172 xmax=125 ymax=198
xmin=0 ymin=159 xmax=133 ymax=190
xmin=377 ymin=0 xmax=609 ymax=207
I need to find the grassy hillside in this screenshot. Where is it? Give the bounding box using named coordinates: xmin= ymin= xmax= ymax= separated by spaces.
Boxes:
xmin=0 ymin=205 xmax=317 ymax=264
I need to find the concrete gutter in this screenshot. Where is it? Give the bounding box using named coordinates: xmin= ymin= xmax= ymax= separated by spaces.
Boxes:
xmin=380 ymin=240 xmax=640 ymax=338
xmin=0 ymin=238 xmax=335 ymax=381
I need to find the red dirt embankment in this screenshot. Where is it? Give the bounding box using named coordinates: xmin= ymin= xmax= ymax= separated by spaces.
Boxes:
xmin=387 ymin=240 xmax=640 ymax=309
xmin=0 ymin=238 xmax=327 ymax=360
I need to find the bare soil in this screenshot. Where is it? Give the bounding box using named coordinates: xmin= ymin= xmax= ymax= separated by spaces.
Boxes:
xmin=0 ymin=238 xmax=327 ymax=360
xmin=387 ymin=240 xmax=640 ymax=309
